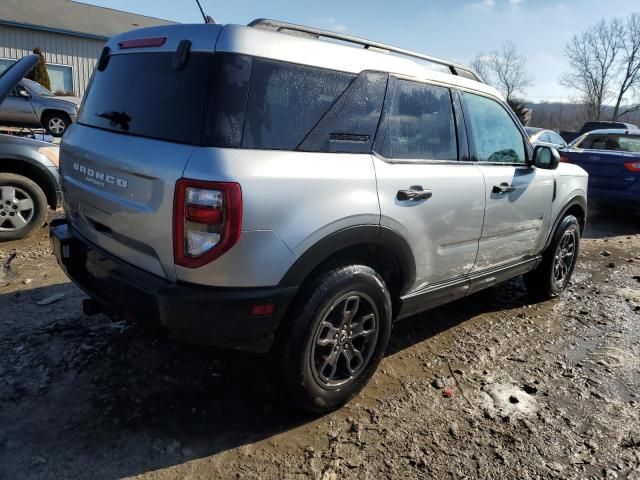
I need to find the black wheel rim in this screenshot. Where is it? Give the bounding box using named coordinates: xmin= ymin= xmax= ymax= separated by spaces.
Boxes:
xmin=553 ymin=230 xmax=576 ymax=288
xmin=310 ymin=292 xmax=379 ymax=388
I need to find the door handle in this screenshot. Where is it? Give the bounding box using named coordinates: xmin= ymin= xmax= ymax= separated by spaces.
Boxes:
xmin=396 ymin=185 xmax=433 ymax=201
xmin=492 ymin=182 xmax=516 ymax=194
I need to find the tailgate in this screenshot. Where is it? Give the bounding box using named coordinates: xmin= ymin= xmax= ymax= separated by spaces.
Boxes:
xmin=61 ymin=125 xmax=193 ymax=280
xmin=565 ymin=150 xmax=635 ymax=190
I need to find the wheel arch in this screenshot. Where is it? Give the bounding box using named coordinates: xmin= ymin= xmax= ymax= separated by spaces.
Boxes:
xmin=278 ymin=225 xmax=416 ymax=310
xmin=0 ymin=157 xmax=59 ymax=209
xmin=544 ymin=195 xmax=587 ymax=251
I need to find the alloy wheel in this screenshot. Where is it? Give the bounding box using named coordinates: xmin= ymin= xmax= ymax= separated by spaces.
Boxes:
xmin=552 ymin=230 xmax=576 ymax=288
xmin=310 ymin=292 xmax=379 ymax=388
xmin=0 ymin=185 xmax=35 ymax=232
xmin=48 ymin=117 xmax=66 ymax=135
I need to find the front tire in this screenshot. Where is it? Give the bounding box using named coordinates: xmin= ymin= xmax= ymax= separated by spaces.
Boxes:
xmin=0 ymin=173 xmax=48 ymax=241
xmin=525 ymin=215 xmax=581 ymax=301
xmin=274 ymin=265 xmax=392 ymax=414
xmin=42 ymin=112 xmax=70 ymax=137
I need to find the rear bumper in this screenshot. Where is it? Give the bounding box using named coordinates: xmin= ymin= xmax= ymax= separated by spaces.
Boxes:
xmin=50 ymin=219 xmax=297 ymax=352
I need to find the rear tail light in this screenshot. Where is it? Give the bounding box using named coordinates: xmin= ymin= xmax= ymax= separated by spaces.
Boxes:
xmin=174 ymin=179 xmax=242 ymax=268
xmin=624 ymin=162 xmax=640 ymax=172
xmin=560 ymin=155 xmax=570 ymax=163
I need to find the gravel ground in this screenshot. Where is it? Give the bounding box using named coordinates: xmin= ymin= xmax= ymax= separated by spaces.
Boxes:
xmin=0 ymin=207 xmax=639 ymax=479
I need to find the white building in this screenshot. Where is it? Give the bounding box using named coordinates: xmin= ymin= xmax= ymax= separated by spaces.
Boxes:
xmin=0 ymin=0 xmax=175 ymax=96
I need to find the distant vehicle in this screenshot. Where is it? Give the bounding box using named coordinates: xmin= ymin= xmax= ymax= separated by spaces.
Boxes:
xmin=562 ymin=128 xmax=640 ymax=211
xmin=525 ymin=127 xmax=567 ymax=149
xmin=560 ymin=121 xmax=639 ymax=144
xmin=0 ymin=78 xmax=79 ymax=137
xmin=0 ymin=55 xmax=61 ymax=241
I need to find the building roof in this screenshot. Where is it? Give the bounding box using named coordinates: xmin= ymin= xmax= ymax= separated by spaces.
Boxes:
xmin=0 ymin=0 xmax=177 ymax=41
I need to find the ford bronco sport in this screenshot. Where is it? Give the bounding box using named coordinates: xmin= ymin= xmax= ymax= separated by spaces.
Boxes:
xmin=51 ymin=20 xmax=588 ymax=413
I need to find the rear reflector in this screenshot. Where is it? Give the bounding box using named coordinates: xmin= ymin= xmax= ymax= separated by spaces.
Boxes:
xmin=251 ymin=304 xmax=275 ymax=316
xmin=119 ymin=37 xmax=167 ymax=49
xmin=624 ymin=162 xmax=640 ymax=172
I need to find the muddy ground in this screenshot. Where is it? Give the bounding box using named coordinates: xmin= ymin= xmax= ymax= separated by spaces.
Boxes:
xmin=1 ymin=207 xmax=639 ymax=479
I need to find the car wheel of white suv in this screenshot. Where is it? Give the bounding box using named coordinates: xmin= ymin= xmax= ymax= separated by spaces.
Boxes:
xmin=274 ymin=265 xmax=392 ymax=414
xmin=525 ymin=215 xmax=581 ymax=301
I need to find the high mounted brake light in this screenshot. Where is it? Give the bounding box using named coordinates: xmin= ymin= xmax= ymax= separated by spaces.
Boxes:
xmin=118 ymin=37 xmax=167 ymax=49
xmin=174 ymin=179 xmax=242 ymax=268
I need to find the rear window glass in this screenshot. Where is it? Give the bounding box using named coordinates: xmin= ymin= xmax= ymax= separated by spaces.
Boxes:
xmin=580 ymin=134 xmax=640 ymax=152
xmin=242 ymin=59 xmax=355 ymax=150
xmin=78 ymin=52 xmax=215 ymax=145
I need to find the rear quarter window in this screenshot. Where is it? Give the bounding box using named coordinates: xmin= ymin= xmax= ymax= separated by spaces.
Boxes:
xmin=242 ymin=59 xmax=355 ymax=150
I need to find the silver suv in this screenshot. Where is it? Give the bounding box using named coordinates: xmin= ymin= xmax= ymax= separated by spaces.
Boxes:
xmin=51 ymin=20 xmax=588 ymax=413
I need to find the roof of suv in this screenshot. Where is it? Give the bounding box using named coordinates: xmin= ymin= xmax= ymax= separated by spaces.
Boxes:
xmin=106 ymin=22 xmax=503 ymax=101
xmin=581 ymin=128 xmax=640 ymax=136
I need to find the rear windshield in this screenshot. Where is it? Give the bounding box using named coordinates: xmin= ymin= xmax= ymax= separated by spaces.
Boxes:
xmin=78 ymin=52 xmax=215 ymax=145
xmin=578 ymin=134 xmax=640 ymax=152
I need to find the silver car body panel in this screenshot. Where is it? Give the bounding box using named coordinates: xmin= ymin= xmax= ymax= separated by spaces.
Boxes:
xmin=59 ymin=22 xmax=588 ymax=294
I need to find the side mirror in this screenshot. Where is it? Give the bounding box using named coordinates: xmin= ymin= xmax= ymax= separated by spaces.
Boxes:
xmin=532 ymin=145 xmax=560 ymax=170
xmin=18 ymin=90 xmax=29 ymax=98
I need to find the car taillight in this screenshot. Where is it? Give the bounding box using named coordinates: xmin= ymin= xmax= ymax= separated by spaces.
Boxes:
xmin=174 ymin=179 xmax=242 ymax=268
xmin=560 ymin=155 xmax=570 ymax=163
xmin=624 ymin=162 xmax=640 ymax=172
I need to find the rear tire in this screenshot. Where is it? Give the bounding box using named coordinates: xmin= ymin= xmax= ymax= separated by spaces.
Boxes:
xmin=273 ymin=265 xmax=392 ymax=414
xmin=525 ymin=215 xmax=580 ymax=301
xmin=42 ymin=112 xmax=70 ymax=137
xmin=0 ymin=173 xmax=48 ymax=241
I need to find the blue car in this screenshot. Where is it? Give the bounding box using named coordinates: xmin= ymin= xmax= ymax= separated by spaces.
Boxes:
xmin=561 ymin=128 xmax=640 ymax=210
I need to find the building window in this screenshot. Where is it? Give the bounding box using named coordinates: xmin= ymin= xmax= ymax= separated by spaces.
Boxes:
xmin=0 ymin=58 xmax=16 ymax=74
xmin=46 ymin=65 xmax=74 ymax=95
xmin=0 ymin=59 xmax=73 ymax=95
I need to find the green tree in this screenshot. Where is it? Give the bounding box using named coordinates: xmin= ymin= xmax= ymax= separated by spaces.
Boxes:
xmin=25 ymin=47 xmax=51 ymax=91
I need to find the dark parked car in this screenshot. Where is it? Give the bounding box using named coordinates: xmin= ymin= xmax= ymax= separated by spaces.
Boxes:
xmin=560 ymin=121 xmax=639 ymax=144
xmin=561 ymin=128 xmax=640 ymax=211
xmin=0 ymin=55 xmax=61 ymax=240
xmin=0 ymin=78 xmax=79 ymax=137
xmin=525 ymin=127 xmax=567 ymax=149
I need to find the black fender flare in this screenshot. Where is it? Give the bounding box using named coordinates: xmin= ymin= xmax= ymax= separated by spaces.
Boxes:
xmin=278 ymin=225 xmax=416 ymax=293
xmin=544 ymin=195 xmax=587 ymax=251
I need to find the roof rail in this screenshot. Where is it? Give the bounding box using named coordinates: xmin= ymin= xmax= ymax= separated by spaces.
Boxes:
xmin=247 ymin=18 xmax=484 ymax=83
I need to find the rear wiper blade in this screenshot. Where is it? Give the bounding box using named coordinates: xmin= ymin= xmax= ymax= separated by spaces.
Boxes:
xmin=97 ymin=111 xmax=131 ymax=131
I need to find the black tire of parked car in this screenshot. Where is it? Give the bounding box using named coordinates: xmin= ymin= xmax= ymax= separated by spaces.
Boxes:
xmin=0 ymin=173 xmax=48 ymax=241
xmin=42 ymin=112 xmax=70 ymax=137
xmin=273 ymin=265 xmax=392 ymax=414
xmin=525 ymin=215 xmax=581 ymax=301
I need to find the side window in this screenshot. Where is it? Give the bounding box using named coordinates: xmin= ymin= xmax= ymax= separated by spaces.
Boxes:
xmin=462 ymin=93 xmax=526 ymax=164
xmin=298 ymin=71 xmax=388 ymax=154
xmin=376 ymin=79 xmax=457 ymax=161
xmin=539 ymin=132 xmax=552 ymax=143
xmin=243 ymin=59 xmax=355 ymax=150
xmin=549 ymin=132 xmax=565 ymax=146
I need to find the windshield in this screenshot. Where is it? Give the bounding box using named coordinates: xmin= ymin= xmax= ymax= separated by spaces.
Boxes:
xmin=22 ymin=78 xmax=55 ymax=96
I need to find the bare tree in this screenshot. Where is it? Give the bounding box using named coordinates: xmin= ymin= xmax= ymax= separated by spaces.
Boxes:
xmin=469 ymin=43 xmax=532 ymax=103
xmin=470 ymin=53 xmax=492 ymax=84
xmin=612 ymin=13 xmax=640 ymax=120
xmin=561 ymin=19 xmax=624 ymax=120
xmin=487 ymin=42 xmax=533 ymax=103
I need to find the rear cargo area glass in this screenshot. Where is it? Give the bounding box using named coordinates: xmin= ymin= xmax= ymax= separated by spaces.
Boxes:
xmin=78 ymin=52 xmax=215 ymax=145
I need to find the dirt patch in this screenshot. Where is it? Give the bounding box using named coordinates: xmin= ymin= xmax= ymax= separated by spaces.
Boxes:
xmin=1 ymin=209 xmax=639 ymax=479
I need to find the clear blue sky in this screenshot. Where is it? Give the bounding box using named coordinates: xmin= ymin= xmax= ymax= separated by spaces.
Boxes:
xmin=78 ymin=0 xmax=638 ymax=103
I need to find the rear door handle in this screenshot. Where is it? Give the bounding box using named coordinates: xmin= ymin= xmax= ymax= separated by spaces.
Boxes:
xmin=492 ymin=182 xmax=516 ymax=194
xmin=396 ymin=185 xmax=433 ymax=201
